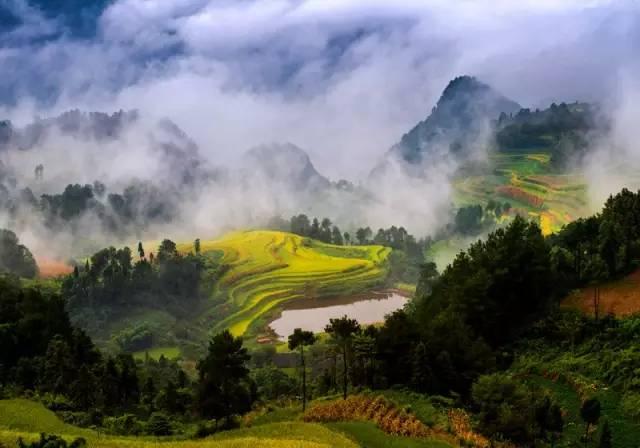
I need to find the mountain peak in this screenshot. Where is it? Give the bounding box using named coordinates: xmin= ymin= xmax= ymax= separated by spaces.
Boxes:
xmin=391 ymin=75 xmax=521 ymax=164
xmin=243 ymin=143 xmax=330 ymax=191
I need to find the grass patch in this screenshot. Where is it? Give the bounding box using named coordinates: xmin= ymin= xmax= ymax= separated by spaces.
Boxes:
xmin=0 ymin=400 xmax=356 ymax=448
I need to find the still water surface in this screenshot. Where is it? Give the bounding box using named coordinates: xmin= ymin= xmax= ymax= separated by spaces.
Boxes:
xmin=269 ymin=292 xmax=408 ymax=339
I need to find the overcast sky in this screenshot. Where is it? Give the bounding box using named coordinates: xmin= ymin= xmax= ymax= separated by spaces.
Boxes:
xmin=2 ymin=0 xmax=640 ymax=179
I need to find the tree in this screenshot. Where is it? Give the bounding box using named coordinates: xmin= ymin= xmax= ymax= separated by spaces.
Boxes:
xmin=157 ymin=239 xmax=178 ymax=263
xmin=580 ymin=398 xmax=601 ymax=442
xmin=137 ymin=242 xmax=145 ymax=259
xmin=583 ymin=255 xmax=608 ymax=320
xmin=194 ymin=238 xmax=201 ymax=255
xmin=355 ymin=227 xmax=372 ymax=245
xmin=196 ymin=330 xmax=252 ymax=425
xmin=331 ymin=226 xmax=344 ymax=245
xmin=288 ymin=328 xmax=316 ymax=410
xmin=325 ymin=316 xmax=360 ymax=399
xmin=353 ymin=331 xmax=377 ymax=389
xmin=70 ymin=365 xmax=98 ymax=410
xmin=251 ymin=364 xmax=296 ymax=400
xmin=415 ymin=262 xmax=438 ymax=298
xmin=0 ymin=229 xmax=38 ymax=278
xmin=472 ymin=373 xmax=538 ymax=444
xmin=411 ymin=341 xmax=436 ymax=393
xmin=141 ymin=376 xmax=156 ymax=410
xmin=146 ymin=412 xmax=172 ymax=436
xmin=547 ymin=403 xmax=564 ymax=447
xmin=597 ymin=419 xmax=612 ymax=448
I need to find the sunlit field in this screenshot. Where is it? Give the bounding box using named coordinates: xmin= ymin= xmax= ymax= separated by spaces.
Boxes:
xmin=176 ymin=231 xmax=390 ymax=336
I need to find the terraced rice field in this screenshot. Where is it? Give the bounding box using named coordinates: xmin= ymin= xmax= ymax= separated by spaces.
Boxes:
xmin=454 ymin=151 xmax=589 ymax=235
xmin=176 ymin=231 xmax=391 ymax=337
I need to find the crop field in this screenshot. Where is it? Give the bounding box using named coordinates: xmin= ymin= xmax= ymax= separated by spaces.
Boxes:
xmin=453 ymin=151 xmax=589 ymax=236
xmin=176 ymin=231 xmax=391 ymax=338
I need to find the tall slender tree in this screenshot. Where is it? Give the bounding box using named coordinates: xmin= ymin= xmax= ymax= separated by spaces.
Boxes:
xmin=325 ymin=316 xmax=360 ymax=399
xmin=288 ymin=328 xmax=316 ymax=410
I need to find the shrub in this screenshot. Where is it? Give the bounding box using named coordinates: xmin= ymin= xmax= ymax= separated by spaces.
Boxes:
xmin=104 ymin=413 xmax=142 ymax=435
xmin=472 ymin=373 xmax=551 ymax=445
xmin=146 ymin=412 xmax=173 ymax=436
xmin=621 ymin=392 xmax=640 ymax=422
xmin=17 ymin=433 xmax=86 ymax=448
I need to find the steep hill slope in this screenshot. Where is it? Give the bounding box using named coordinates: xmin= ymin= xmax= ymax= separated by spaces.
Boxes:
xmin=389 ymin=75 xmax=520 ymax=165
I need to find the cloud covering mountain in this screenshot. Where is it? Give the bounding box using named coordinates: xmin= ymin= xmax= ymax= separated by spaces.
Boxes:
xmin=2 ymin=0 xmax=640 ymax=178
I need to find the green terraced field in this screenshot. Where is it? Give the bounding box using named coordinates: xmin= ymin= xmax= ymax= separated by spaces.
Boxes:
xmin=176 ymin=231 xmax=391 ymax=337
xmin=454 ymin=151 xmax=589 ymax=235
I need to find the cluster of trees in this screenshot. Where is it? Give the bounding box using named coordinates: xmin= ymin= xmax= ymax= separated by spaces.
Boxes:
xmin=283 ymin=214 xmax=429 ymax=283
xmin=288 ymin=214 xmax=346 ymax=245
xmin=0 ymin=229 xmax=38 ymax=278
xmin=0 ymin=275 xmax=259 ymax=434
xmin=450 ymin=201 xmax=510 ymax=236
xmin=62 ymin=239 xmax=208 ymax=350
xmin=0 ymin=180 xmax=177 ymax=240
xmin=495 ymin=102 xmax=596 ymax=152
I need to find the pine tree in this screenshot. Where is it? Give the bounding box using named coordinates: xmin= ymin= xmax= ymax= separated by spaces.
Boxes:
xmin=196 ymin=330 xmax=252 ymax=424
xmin=325 ymin=316 xmax=360 ymax=399
xmin=137 ymin=242 xmax=145 ymax=259
xmin=288 ymin=328 xmax=316 ymax=411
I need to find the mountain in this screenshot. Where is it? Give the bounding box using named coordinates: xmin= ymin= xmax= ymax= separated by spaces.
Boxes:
xmin=389 ymin=75 xmax=521 ymax=165
xmin=243 ymin=143 xmax=331 ymax=191
xmin=0 ymin=109 xmax=209 ymax=187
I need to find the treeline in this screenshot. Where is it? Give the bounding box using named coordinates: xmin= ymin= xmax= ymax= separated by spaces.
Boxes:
xmin=495 ymin=102 xmax=599 ymax=168
xmin=0 ymin=275 xmax=259 ymax=435
xmin=283 ymin=214 xmax=429 ymax=283
xmin=0 ymin=180 xmax=177 ymax=238
xmin=496 ymin=102 xmax=595 ymax=150
xmin=448 ymin=200 xmax=511 ymax=236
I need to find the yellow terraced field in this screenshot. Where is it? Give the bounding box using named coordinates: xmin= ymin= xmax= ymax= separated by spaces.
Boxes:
xmin=176 ymin=231 xmax=391 ymax=336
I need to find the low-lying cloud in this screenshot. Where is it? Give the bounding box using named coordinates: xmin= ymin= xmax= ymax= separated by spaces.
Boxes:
xmin=2 ymin=0 xmax=640 ymax=260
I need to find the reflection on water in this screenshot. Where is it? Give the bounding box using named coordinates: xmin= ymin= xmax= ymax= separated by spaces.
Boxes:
xmin=269 ymin=292 xmax=409 ymax=339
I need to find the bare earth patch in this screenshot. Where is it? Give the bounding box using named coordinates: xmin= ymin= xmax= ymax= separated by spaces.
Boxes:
xmin=36 ymin=257 xmax=74 ymax=278
xmin=563 ymin=269 xmax=640 ymax=317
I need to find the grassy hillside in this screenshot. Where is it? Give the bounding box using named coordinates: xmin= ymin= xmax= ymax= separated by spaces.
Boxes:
xmin=0 ymin=399 xmax=358 ymax=447
xmin=176 ymin=231 xmax=391 ymax=337
xmin=0 ymin=398 xmax=457 ymax=448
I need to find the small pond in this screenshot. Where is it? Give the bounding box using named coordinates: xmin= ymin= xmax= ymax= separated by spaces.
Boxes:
xmin=269 ymin=291 xmax=409 ymax=339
